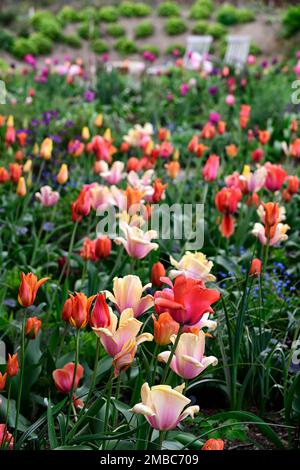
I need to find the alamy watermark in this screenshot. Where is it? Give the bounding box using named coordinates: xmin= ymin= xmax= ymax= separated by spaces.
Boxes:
xmin=0 ymin=80 xmax=6 ymax=104
xmin=291 ymin=339 xmax=300 ymax=367
xmin=96 ymin=203 xmax=205 ymax=250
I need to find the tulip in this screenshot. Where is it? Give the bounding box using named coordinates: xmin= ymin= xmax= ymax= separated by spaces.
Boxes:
xmin=35 ymin=185 xmax=60 ymax=207
xmin=7 ymin=353 xmax=19 ymax=377
xmin=57 ymin=164 xmax=68 ymax=184
xmin=169 ymin=251 xmax=216 ymax=283
xmin=18 ymin=272 xmax=49 ymax=307
xmin=154 ymin=275 xmax=220 ymax=325
xmin=215 ymin=187 xmax=242 ymax=214
xmin=101 ymin=161 xmax=125 ymax=185
xmin=9 ymin=163 xmax=22 ymax=184
xmin=151 ymin=262 xmax=166 ymax=287
xmin=252 ymin=148 xmax=264 ymax=162
xmin=81 ymin=126 xmax=90 ymax=140
xmin=105 ymin=275 xmax=153 ymax=318
xmin=287 ymin=175 xmax=299 ymax=195
xmin=158 ymin=331 xmax=217 ymax=379
xmin=72 ymin=188 xmax=91 ymax=221
xmin=127 ymin=157 xmax=141 ymax=172
xmin=153 ymin=312 xmax=179 ymax=346
xmin=92 ymin=308 xmax=153 ymax=377
xmin=52 ymin=362 xmax=84 ymax=394
xmin=62 ymin=292 xmax=96 ymax=329
xmin=68 ymin=139 xmax=85 ymax=158
xmin=264 ymin=163 xmax=287 ymax=192
xmin=130 ymin=382 xmax=199 ymax=431
xmin=239 ymin=104 xmax=251 ymax=128
xmin=0 ymin=167 xmax=10 ymax=183
xmin=0 ymin=424 xmax=14 ymax=450
xmin=165 ymin=161 xmax=180 ymax=179
xmin=26 ymin=316 xmax=42 ymax=339
xmin=226 ymin=144 xmax=238 ymax=159
xmin=125 ymin=186 xmax=143 ymax=210
xmin=115 ymin=222 xmax=158 ymax=259
xmin=5 ymin=125 xmax=15 ymax=146
xmin=252 ymin=222 xmax=290 ymax=246
xmin=225 ymin=94 xmax=235 ymax=106
xmin=0 ymin=372 xmax=7 ymax=391
xmin=290 ymin=138 xmax=300 ymax=158
xmin=23 ymin=160 xmax=32 ymax=173
xmin=95 ymin=235 xmax=112 ymax=259
xmin=249 ymin=258 xmax=262 ymax=276
xmin=40 ymin=137 xmax=53 ymax=160
xmin=90 ymin=293 xmax=111 ymax=329
xmin=80 ymin=238 xmax=97 ymax=261
xmin=94 ymin=113 xmax=103 ymax=127
xmin=152 ymin=178 xmax=167 ymax=203
xmin=202 ymin=154 xmax=220 ymax=182
xmin=258 ymin=130 xmax=270 ymax=145
xmin=16 ymin=177 xmax=26 ymax=197
xmin=202 ymin=438 xmax=224 ymax=450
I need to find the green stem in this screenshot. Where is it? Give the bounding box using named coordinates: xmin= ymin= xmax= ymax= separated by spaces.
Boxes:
xmin=161 ymin=324 xmax=183 ymax=384
xmin=84 ymin=337 xmax=100 ymax=409
xmin=64 ymin=329 xmax=80 ymax=443
xmin=14 ymin=315 xmax=26 ymax=444
xmin=158 ymin=430 xmax=166 ymax=450
xmin=1 ymin=380 xmax=11 ymax=449
xmin=58 ymin=220 xmax=79 ymax=284
xmin=103 ymin=371 xmax=114 ymax=449
xmin=150 ymin=343 xmax=159 ymax=385
xmin=112 ymin=373 xmax=121 ymax=429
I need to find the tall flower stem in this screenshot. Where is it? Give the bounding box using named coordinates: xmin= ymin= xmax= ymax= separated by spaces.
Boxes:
xmin=14 ymin=315 xmax=26 ymax=443
xmin=158 ymin=430 xmax=166 ymax=450
xmin=103 ymin=370 xmax=114 ymax=449
xmin=84 ymin=337 xmax=100 ymax=409
xmin=161 ymin=324 xmax=183 ymax=384
xmin=150 ymin=343 xmax=159 ymax=385
xmin=64 ymin=329 xmax=80 ymax=443
xmin=58 ymin=220 xmax=79 ymax=284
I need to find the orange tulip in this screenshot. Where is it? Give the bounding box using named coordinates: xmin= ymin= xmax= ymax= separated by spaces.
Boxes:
xmin=165 ymin=161 xmax=180 ymax=179
xmin=26 ymin=316 xmax=42 ymax=339
xmin=0 ymin=372 xmax=7 ymax=391
xmin=151 ymin=262 xmax=166 ymax=287
xmin=152 ymin=312 xmax=179 ymax=346
xmin=95 ymin=235 xmax=111 ymax=259
xmin=249 ymin=258 xmax=262 ymax=276
xmin=62 ymin=292 xmax=96 ymax=329
xmin=40 ymin=137 xmax=53 ymax=160
xmin=16 ymin=176 xmax=26 ymax=197
xmin=0 ymin=167 xmax=9 ymax=183
xmin=225 ymin=144 xmax=238 ymax=159
xmin=18 ymin=272 xmax=49 ymax=307
xmin=57 ymin=164 xmax=68 ymax=184
xmin=9 ymin=163 xmax=22 ymax=184
xmin=202 ymin=438 xmax=224 ymax=450
xmin=7 ymin=353 xmax=19 ymax=377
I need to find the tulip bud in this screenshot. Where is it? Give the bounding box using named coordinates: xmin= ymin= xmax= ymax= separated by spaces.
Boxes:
xmin=23 ymin=159 xmax=32 ymax=173
xmin=0 ymin=372 xmax=7 ymax=391
xmin=26 ymin=316 xmax=42 ymax=339
xmin=249 ymin=258 xmax=262 ymax=276
xmin=95 ymin=236 xmax=111 ymax=259
xmin=152 ymin=312 xmax=179 ymax=346
xmin=202 ymin=439 xmax=224 ymax=450
xmin=90 ymin=293 xmax=111 ymax=329
xmin=127 ymin=157 xmax=140 ymax=172
xmin=7 ymin=353 xmax=19 ymax=377
xmin=62 ymin=292 xmax=96 ymax=329
xmin=40 ymin=138 xmax=53 ymax=160
xmin=16 ymin=176 xmax=26 ymax=197
xmin=82 ymin=126 xmax=90 ymax=141
xmin=151 ymin=262 xmax=166 ymax=287
xmin=57 ymin=164 xmax=68 ymax=185
xmin=94 ymin=113 xmax=103 ymax=128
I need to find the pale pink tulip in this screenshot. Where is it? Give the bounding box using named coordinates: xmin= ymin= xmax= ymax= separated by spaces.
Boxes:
xmin=35 ymin=185 xmax=60 ymax=207
xmin=101 ymin=161 xmax=125 ymax=185
xmin=115 ymin=222 xmax=158 ymax=259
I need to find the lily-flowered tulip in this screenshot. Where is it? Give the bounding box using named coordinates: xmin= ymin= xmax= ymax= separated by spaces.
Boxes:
xmin=105 ymin=275 xmax=153 ymax=318
xmin=40 ymin=137 xmax=53 ymax=160
xmin=0 ymin=424 xmax=14 ymax=450
xmin=18 ymin=272 xmax=49 ymax=307
xmin=92 ymin=308 xmax=153 ymax=377
xmin=169 ymin=251 xmax=216 ymax=283
xmin=0 ymin=372 xmax=7 ymax=391
xmin=115 ymin=222 xmax=158 ymax=259
xmin=26 ymin=316 xmax=42 ymax=339
xmin=100 ymin=161 xmax=125 ymax=185
xmin=202 ymin=439 xmax=224 ymax=450
xmin=95 ymin=235 xmax=112 ymax=259
xmin=130 ymin=382 xmax=199 ymax=430
xmin=71 ymin=188 xmax=91 ymax=221
xmin=62 ymin=292 xmax=96 ymax=329
xmin=52 ymin=362 xmax=84 ymax=394
xmin=215 ymin=187 xmax=242 ymax=238
xmin=16 ymin=176 xmax=26 ymax=197
xmin=252 ymin=222 xmax=290 ymax=246
xmin=152 ymin=312 xmax=179 ymax=346
xmin=89 ymin=293 xmax=111 ymax=329
xmin=202 ymin=154 xmax=220 ymax=182
xmin=151 ymin=262 xmax=166 ymax=287
xmin=158 ymin=331 xmax=218 ymax=379
xmin=154 ymin=276 xmax=220 ymax=325
xmin=57 ymin=164 xmax=68 ymax=184
xmin=35 ymin=185 xmax=60 ymax=207
xmin=7 ymin=353 xmax=19 ymax=377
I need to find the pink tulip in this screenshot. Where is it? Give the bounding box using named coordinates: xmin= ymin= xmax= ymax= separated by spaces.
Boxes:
xmin=202 ymin=154 xmax=220 ymax=182
xmin=100 ymin=161 xmax=125 ymax=185
xmin=35 ymin=185 xmax=60 ymax=207
xmin=115 ymin=222 xmax=158 ymax=259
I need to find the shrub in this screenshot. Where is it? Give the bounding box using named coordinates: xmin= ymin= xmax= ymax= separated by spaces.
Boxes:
xmin=139 ymin=44 xmax=160 ymax=56
xmin=0 ymin=9 xmax=16 ymax=25
xmin=134 ymin=21 xmax=154 ymax=39
xmin=119 ymin=2 xmax=151 ymax=17
xmin=157 ymin=2 xmax=181 ymax=17
xmin=0 ymin=58 xmax=9 ymax=76
xmin=78 ymin=7 xmax=97 ymax=22
xmin=249 ymin=42 xmax=262 ymax=56
xmin=77 ymin=22 xmax=98 ymax=40
xmin=11 ymin=38 xmax=38 ymax=59
xmin=58 ymin=6 xmax=80 ymax=24
xmin=207 ymin=22 xmax=226 ymax=39
xmin=114 ymin=38 xmax=137 ymax=55
xmin=107 ymin=23 xmax=126 ymax=38
xmin=165 ymin=43 xmax=185 ymax=56
xmin=165 ymin=17 xmax=187 ymax=35
xmin=98 ymin=6 xmax=119 ymax=23
xmin=282 ymin=5 xmax=300 ymax=37
xmin=216 ymin=4 xmax=239 ymax=25
xmin=189 ymin=1 xmax=212 ymax=20
xmin=192 ymin=21 xmax=209 ymax=35
xmin=237 ymin=8 xmax=255 ymax=24
xmin=31 ymin=12 xmax=62 ymax=40
xmin=61 ymin=34 xmax=81 ymax=49
xmin=91 ymin=39 xmax=109 ymax=54
xmin=0 ymin=30 xmax=14 ymax=52
xmin=29 ymin=33 xmax=53 ymax=55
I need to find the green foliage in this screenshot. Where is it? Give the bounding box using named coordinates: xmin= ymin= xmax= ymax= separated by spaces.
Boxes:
xmin=0 ymin=9 xmax=16 ymax=25
xmin=165 ymin=43 xmax=185 ymax=56
xmin=249 ymin=42 xmax=262 ymax=56
xmin=77 ymin=22 xmax=98 ymax=40
xmin=29 ymin=33 xmax=53 ymax=55
xmin=165 ymin=17 xmax=187 ymax=36
xmin=107 ymin=23 xmax=126 ymax=38
xmin=114 ymin=37 xmax=138 ymax=55
xmin=207 ymin=22 xmax=226 ymax=39
xmin=192 ymin=21 xmax=208 ymax=35
xmin=98 ymin=6 xmax=119 ymax=23
xmin=57 ymin=6 xmax=81 ymax=24
xmin=237 ymin=8 xmax=255 ymax=24
xmin=217 ymin=4 xmax=255 ymax=26
xmin=61 ymin=34 xmax=81 ymax=49
xmin=78 ymin=7 xmax=97 ymax=22
xmin=0 ymin=30 xmax=14 ymax=52
xmin=11 ymin=37 xmax=38 ymax=59
xmin=139 ymin=44 xmax=160 ymax=57
xmin=119 ymin=2 xmax=151 ymax=17
xmin=31 ymin=11 xmax=62 ymax=40
xmin=157 ymin=2 xmax=181 ymax=18
xmin=189 ymin=0 xmax=213 ymax=20
xmin=282 ymin=5 xmax=300 ymax=37
xmin=134 ymin=20 xmax=154 ymax=39
xmin=91 ymin=39 xmax=109 ymax=54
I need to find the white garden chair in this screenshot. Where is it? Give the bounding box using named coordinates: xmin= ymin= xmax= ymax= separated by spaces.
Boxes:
xmin=183 ymin=35 xmax=213 ymax=69
xmin=224 ymin=36 xmax=250 ymax=68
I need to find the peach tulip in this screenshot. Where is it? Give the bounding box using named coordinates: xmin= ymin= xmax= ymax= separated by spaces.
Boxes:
xmin=57 ymin=164 xmax=68 ymax=184
xmin=130 ymin=382 xmax=199 ymax=430
xmin=169 ymin=251 xmax=216 ymax=283
xmin=115 ymin=222 xmax=158 ymax=259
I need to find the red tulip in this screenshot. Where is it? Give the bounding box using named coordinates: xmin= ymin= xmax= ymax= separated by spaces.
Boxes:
xmin=249 ymin=258 xmax=262 ymax=276
xmin=89 ymin=293 xmax=111 ymax=329
xmin=151 ymin=262 xmax=166 ymax=287
xmin=95 ymin=235 xmax=112 ymax=259
xmin=0 ymin=424 xmax=14 ymax=450
xmin=52 ymin=362 xmax=84 ymax=394
xmin=202 ymin=154 xmax=220 ymax=182
xmin=215 ymin=187 xmax=242 ymax=215
xmin=26 ymin=316 xmax=42 ymax=339
xmin=202 ymin=438 xmax=224 ymax=450
xmin=7 ymin=353 xmax=18 ymax=377
xmin=265 ymin=163 xmax=287 ymax=192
